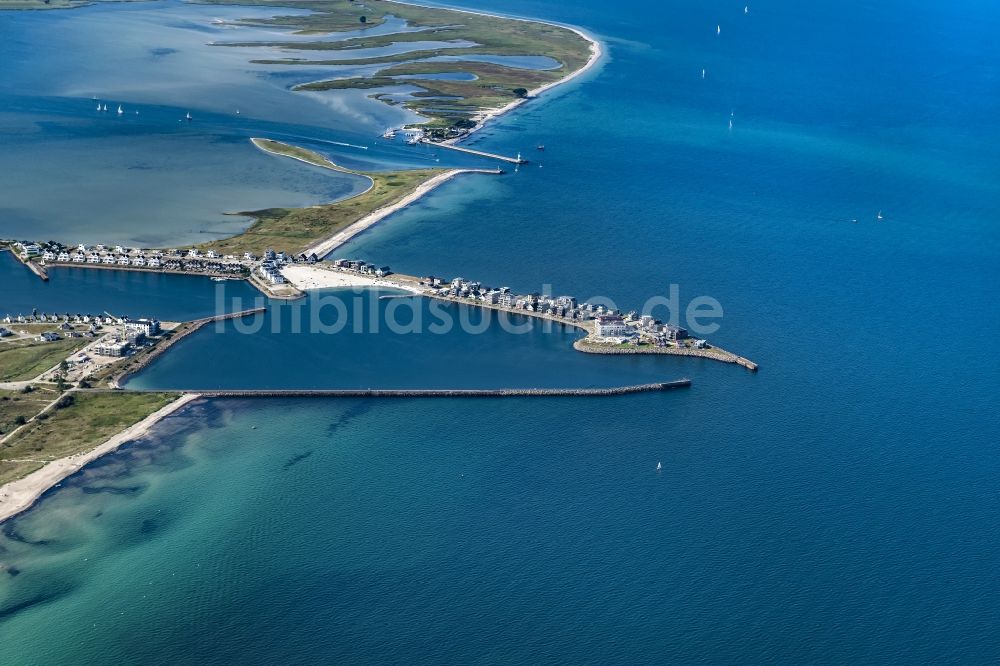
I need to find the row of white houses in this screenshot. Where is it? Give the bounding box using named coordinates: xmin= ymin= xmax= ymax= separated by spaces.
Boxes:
xmin=58 ymin=244 xmax=256 ymax=261
xmin=44 ymin=250 xmax=167 ymax=267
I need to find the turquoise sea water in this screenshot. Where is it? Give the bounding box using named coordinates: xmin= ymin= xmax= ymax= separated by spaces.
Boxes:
xmin=2 ymin=0 xmax=1000 ymax=662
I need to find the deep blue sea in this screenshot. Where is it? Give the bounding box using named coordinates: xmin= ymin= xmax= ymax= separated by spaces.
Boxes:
xmin=2 ymin=0 xmax=1000 ymax=663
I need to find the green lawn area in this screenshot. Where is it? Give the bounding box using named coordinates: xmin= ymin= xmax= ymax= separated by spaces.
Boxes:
xmin=0 ymin=391 xmax=179 ymax=485
xmin=0 ymin=387 xmax=60 ymax=436
xmin=0 ymin=337 xmax=91 ymax=382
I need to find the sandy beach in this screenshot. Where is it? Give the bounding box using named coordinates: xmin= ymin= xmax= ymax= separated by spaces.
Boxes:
xmin=299 ymin=8 xmax=603 ymax=259
xmin=435 ymin=14 xmax=604 ymax=142
xmin=0 ymin=393 xmax=201 ymax=524
xmin=250 ymin=138 xmax=375 ymax=196
xmin=282 ymin=263 xmax=423 ymax=294
xmin=303 ymin=168 xmax=499 ymax=260
xmin=0 ymin=5 xmax=603 ymax=527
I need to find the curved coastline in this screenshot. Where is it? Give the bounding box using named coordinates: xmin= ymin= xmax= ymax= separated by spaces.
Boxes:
xmin=227 ymin=3 xmax=603 ymax=258
xmin=0 ymin=4 xmax=605 ymax=524
xmin=0 ymin=393 xmax=201 ymax=525
xmin=303 ymin=167 xmax=500 ymax=259
xmin=293 ymin=10 xmax=603 ymax=256
xmin=388 ymin=0 xmax=604 ymax=141
xmin=250 ymin=137 xmax=376 ymax=198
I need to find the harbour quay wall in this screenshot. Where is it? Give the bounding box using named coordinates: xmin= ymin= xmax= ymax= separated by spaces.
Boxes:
xmin=187 ymin=306 xmax=268 ymax=326
xmin=574 ymin=340 xmax=759 ymax=372
xmin=111 ymin=307 xmax=267 ymax=387
xmin=6 ymin=248 xmax=49 ymax=281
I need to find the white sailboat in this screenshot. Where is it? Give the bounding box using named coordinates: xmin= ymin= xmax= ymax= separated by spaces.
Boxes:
xmin=717 ymin=24 xmax=721 ymax=35
xmin=701 ymin=68 xmax=706 ymax=79
xmin=656 ymin=461 xmax=662 ymax=471
xmin=745 ymin=5 xmax=749 ymax=14
xmin=877 ymin=210 xmax=884 ymax=221
xmin=96 ymin=102 xmax=102 ymax=111
xmin=117 ymin=105 xmax=124 ymax=115
xmin=185 ymin=112 xmax=192 ymax=121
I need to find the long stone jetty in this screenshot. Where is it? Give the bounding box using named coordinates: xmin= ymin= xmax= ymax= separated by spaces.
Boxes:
xmin=119 ymin=380 xmax=692 ymax=398
xmin=110 ymin=307 xmax=267 ymax=387
xmin=419 ymin=139 xmax=528 ymax=164
xmin=574 ymin=340 xmax=759 ymax=372
xmin=6 ymin=248 xmax=49 ymax=281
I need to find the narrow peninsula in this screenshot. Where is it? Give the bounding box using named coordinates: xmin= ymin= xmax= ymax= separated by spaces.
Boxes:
xmin=206 ymin=0 xmax=600 ymax=138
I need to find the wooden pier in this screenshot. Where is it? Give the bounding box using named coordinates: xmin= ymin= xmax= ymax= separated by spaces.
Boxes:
xmin=421 ymin=139 xmax=528 ymax=164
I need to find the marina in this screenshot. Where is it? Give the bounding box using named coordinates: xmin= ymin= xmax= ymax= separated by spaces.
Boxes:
xmin=5 ymin=239 xmax=759 ymax=370
xmin=0 ymin=0 xmax=996 ymax=662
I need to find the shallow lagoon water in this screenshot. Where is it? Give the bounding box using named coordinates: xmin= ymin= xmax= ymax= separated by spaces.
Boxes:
xmin=0 ymin=0 xmax=489 ymax=247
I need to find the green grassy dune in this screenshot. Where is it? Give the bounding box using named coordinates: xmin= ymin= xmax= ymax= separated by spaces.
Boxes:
xmin=0 ymin=391 xmax=179 ymax=485
xmin=201 ymin=0 xmax=592 ymax=128
xmin=197 ymin=140 xmax=442 ymax=256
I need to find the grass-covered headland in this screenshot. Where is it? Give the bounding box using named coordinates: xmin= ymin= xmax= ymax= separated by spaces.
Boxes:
xmin=202 ymin=0 xmax=594 ymax=135
xmin=197 ymin=138 xmax=442 ymax=256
